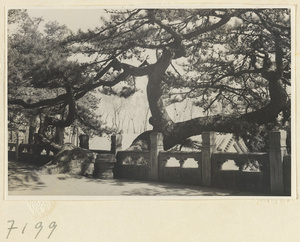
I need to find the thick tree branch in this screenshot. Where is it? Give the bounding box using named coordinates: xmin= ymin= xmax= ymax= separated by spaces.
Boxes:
xmin=274 ymin=33 xmax=284 ymax=73
xmin=183 ymin=15 xmax=231 ymax=39
xmin=147 ymin=10 xmax=183 ymax=43
xmin=9 ymin=57 xmax=154 ymax=110
xmin=50 ymin=85 xmax=77 ymax=127
xmin=119 ymin=62 xmax=155 ymax=76
xmin=9 ymin=94 xmax=67 ymax=109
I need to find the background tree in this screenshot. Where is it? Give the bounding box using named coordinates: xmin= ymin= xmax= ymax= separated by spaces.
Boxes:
xmin=8 ymin=10 xmax=113 ymax=152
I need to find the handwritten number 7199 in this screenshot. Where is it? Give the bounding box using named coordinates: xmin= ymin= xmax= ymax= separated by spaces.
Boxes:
xmin=7 ymin=220 xmax=57 ymax=239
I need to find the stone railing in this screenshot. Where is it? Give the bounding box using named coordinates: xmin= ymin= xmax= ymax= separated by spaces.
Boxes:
xmin=211 ymin=152 xmax=269 ymax=171
xmin=158 ymin=151 xmax=202 ymax=185
xmin=19 ymin=144 xmax=38 ymax=154
xmin=8 ymin=143 xmax=18 ymax=160
xmin=8 ymin=142 xmax=53 ymax=163
xmin=211 ymin=152 xmax=269 ymax=192
xmin=113 ymin=150 xmax=150 ymax=180
xmin=8 ymin=142 xmax=17 ymax=151
xmin=116 ymin=150 xmax=150 ymax=165
xmin=114 ymin=130 xmax=290 ymax=196
xmin=283 ymin=154 xmax=291 ymax=195
xmin=159 ymin=151 xmax=202 ymax=167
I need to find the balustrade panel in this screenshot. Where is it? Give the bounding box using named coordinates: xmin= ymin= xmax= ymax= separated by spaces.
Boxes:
xmin=114 ymin=151 xmax=150 ymax=180
xmin=158 ymin=151 xmax=202 ymax=186
xmin=211 ymin=153 xmax=269 ymax=192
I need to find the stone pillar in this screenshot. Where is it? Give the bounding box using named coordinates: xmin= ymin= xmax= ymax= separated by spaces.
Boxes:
xmin=94 ymin=154 xmax=116 ymax=179
xmin=149 ymin=132 xmax=164 ymax=181
xmin=15 ymin=131 xmax=19 ymax=160
xmin=202 ymin=132 xmax=216 ymax=186
xmin=269 ymin=130 xmax=287 ymax=195
xmin=111 ymin=134 xmax=122 ymax=154
xmin=79 ymin=134 xmax=89 ymax=149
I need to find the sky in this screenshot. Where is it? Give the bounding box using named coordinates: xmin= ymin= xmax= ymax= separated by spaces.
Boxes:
xmin=27 ymin=8 xmax=109 ymax=32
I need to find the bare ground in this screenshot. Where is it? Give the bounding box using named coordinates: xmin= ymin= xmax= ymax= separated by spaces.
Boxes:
xmin=7 ymin=160 xmax=266 ymax=197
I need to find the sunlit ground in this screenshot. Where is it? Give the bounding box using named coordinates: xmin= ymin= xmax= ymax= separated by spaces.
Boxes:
xmin=7 ymin=160 xmax=266 ymax=197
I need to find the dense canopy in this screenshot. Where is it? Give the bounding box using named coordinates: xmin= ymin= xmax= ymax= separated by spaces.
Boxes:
xmin=8 ymin=8 xmax=291 ymax=152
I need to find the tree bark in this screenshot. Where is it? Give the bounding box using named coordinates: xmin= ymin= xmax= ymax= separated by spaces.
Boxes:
xmin=36 ymin=85 xmax=77 ymax=153
xmin=146 ymin=48 xmax=174 ymax=134
xmin=28 ymin=124 xmax=36 ymax=144
xmin=133 ymin=47 xmax=289 ymax=150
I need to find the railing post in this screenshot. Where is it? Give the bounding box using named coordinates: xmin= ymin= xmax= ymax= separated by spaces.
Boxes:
xmin=79 ymin=134 xmax=89 ymax=149
xmin=149 ymin=132 xmax=164 ymax=181
xmin=15 ymin=132 xmax=19 ymax=160
xmin=202 ymin=132 xmax=216 ymax=186
xmin=111 ymin=134 xmax=122 ymax=154
xmin=269 ymin=130 xmax=287 ymax=195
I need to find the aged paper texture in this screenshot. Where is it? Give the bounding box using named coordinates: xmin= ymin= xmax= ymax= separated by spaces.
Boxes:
xmin=1 ymin=0 xmax=299 ymax=241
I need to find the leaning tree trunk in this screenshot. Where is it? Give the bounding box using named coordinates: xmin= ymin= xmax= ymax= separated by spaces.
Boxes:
xmin=146 ymin=48 xmax=174 ymax=134
xmin=131 ymin=42 xmax=289 ymax=150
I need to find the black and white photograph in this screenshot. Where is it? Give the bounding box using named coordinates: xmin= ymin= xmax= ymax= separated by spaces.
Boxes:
xmin=6 ymin=7 xmax=293 ymax=197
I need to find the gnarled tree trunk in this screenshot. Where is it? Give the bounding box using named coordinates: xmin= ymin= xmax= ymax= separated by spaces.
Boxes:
xmin=131 ymin=41 xmax=289 ymax=150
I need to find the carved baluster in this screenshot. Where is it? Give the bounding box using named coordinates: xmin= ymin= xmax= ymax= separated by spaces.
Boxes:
xmin=179 ymin=159 xmax=185 ymax=168
xmin=234 ymin=157 xmax=244 ymax=171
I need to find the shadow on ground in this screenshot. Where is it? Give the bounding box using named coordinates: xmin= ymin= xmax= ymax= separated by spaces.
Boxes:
xmin=85 ymin=178 xmax=265 ymax=196
xmin=7 ymin=160 xmax=267 ymax=196
xmin=8 ymin=161 xmax=47 ymax=191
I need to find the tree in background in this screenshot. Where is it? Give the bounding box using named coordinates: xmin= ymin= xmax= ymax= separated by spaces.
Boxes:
xmin=8 ymin=10 xmax=113 ymax=152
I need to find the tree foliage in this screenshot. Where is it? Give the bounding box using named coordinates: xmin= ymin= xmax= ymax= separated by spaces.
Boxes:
xmin=8 ymin=8 xmax=291 ymax=152
xmin=67 ymin=8 xmax=290 ymax=151
xmin=8 ymin=10 xmax=112 ymax=148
